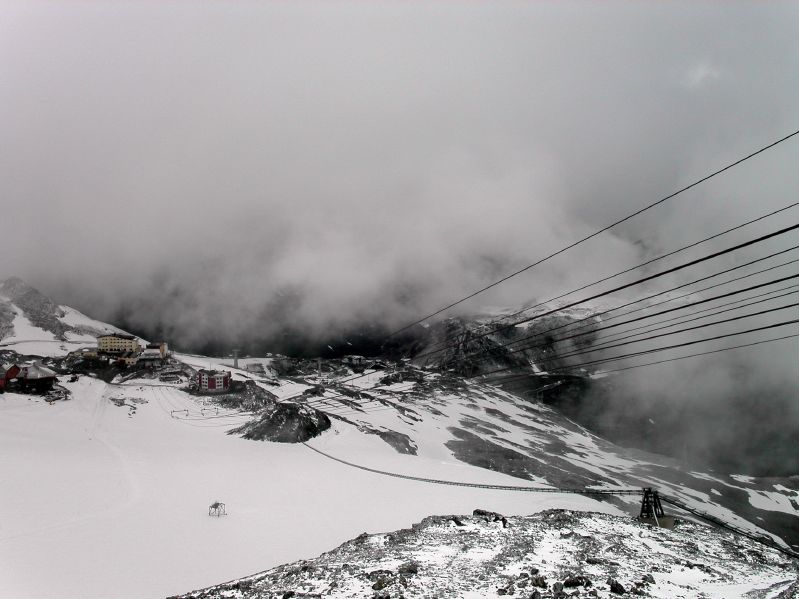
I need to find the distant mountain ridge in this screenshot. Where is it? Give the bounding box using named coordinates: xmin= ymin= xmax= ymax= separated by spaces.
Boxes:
xmin=0 ymin=276 xmax=134 ymax=354
xmin=0 ymin=276 xmax=70 ymax=340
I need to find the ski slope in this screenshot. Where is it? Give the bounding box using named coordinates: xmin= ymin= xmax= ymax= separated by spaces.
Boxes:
xmin=0 ymin=302 xmax=131 ymax=357
xmin=0 ymin=378 xmax=619 ymax=599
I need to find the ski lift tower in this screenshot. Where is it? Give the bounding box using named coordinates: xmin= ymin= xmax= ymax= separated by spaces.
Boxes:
xmin=232 ymin=349 xmax=240 ymax=370
xmin=638 ymin=488 xmax=675 ymax=529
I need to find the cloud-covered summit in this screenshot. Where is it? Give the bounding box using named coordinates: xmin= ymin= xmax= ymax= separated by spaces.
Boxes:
xmin=1 ymin=2 xmax=798 ymax=352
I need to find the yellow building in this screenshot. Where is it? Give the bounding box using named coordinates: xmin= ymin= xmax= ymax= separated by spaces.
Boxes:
xmin=116 ymin=352 xmax=140 ymax=367
xmin=97 ymin=334 xmax=141 ymax=354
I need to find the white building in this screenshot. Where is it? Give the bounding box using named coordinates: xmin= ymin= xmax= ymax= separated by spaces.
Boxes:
xmin=198 ymin=369 xmax=231 ymax=393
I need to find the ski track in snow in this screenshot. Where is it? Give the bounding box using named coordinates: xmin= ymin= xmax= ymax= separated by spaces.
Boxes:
xmin=0 ymin=375 xmax=625 ymax=599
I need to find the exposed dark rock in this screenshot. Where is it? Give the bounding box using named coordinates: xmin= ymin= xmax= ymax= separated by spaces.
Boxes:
xmin=231 ymin=403 xmax=330 ymax=443
xmin=205 ymin=379 xmax=276 ymax=411
xmin=473 ymin=509 xmax=509 ymax=528
xmin=563 ymin=575 xmax=591 ymax=587
xmin=371 ymin=577 xmax=391 ymax=591
xmin=0 ymin=277 xmax=69 ymax=340
xmin=531 ymin=575 xmax=547 ymax=588
xmin=358 ymin=426 xmax=418 ymax=455
xmin=302 ymin=384 xmax=325 ymax=397
xmin=607 ymin=578 xmax=625 ymax=594
xmin=446 ymin=428 xmax=617 ymax=489
xmin=0 ymin=302 xmax=13 ymax=340
xmin=398 ymin=561 xmax=419 ymax=575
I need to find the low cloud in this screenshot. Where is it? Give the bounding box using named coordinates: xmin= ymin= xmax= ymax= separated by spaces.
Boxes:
xmin=1 ymin=2 xmax=798 ymax=361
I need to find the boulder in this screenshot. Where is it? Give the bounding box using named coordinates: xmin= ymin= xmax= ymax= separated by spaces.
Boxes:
xmin=607 ymin=578 xmax=626 ymax=594
xmin=231 ymin=403 xmax=331 ymax=443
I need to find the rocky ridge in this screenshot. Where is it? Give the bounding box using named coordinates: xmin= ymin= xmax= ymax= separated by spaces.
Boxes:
xmin=0 ymin=276 xmax=128 ymax=345
xmin=0 ymin=276 xmax=70 ymax=339
xmin=232 ymin=402 xmax=332 ymax=443
xmin=171 ymin=509 xmax=799 ymax=599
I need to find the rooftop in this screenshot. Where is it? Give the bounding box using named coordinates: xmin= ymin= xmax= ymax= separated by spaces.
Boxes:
xmin=199 ymin=369 xmax=230 ymax=377
xmin=20 ymin=363 xmax=57 ymax=379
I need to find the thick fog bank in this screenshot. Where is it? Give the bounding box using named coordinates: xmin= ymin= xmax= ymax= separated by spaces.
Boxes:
xmin=2 ymin=2 xmax=799 ymax=474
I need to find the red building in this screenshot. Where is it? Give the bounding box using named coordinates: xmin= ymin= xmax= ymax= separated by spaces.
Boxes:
xmin=0 ymin=362 xmax=55 ymax=393
xmin=198 ymin=369 xmax=231 ymax=393
xmin=0 ymin=363 xmax=21 ymax=393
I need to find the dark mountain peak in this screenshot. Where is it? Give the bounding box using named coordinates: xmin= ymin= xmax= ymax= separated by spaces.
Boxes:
xmin=0 ymin=276 xmax=68 ymax=338
xmin=0 ymin=276 xmax=35 ymax=299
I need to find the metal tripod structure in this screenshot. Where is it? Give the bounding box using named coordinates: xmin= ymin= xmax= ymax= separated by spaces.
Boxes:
xmin=639 ymin=487 xmax=666 ymax=526
xmin=208 ymin=501 xmax=226 ymax=517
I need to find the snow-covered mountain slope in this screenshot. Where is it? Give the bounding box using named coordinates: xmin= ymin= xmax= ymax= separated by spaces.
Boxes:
xmin=173 ymin=510 xmax=799 ymax=599
xmin=0 ymin=379 xmax=620 ymax=599
xmin=0 ymin=276 xmax=135 ymax=357
xmin=2 ymin=280 xmax=797 ymax=598
xmin=244 ymin=361 xmax=796 ymax=555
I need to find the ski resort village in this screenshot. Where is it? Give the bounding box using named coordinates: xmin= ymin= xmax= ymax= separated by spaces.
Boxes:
xmin=1 ymin=275 xmax=798 ymax=599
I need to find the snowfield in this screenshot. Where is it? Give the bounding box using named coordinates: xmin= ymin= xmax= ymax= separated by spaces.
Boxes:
xmin=0 ymin=379 xmax=620 ymax=599
xmin=3 ymin=304 xmax=58 ymax=343
xmin=57 ymin=305 xmax=127 ymax=337
xmin=285 ymin=366 xmax=798 ymax=553
xmin=1 ymin=285 xmax=797 ymax=598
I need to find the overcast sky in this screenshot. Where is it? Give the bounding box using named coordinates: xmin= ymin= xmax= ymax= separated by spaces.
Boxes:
xmin=2 ymin=1 xmax=799 ymax=351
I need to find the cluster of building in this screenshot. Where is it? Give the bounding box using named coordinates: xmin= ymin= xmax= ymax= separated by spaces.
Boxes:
xmin=0 ymin=362 xmax=58 ymax=393
xmin=1 ymin=332 xmax=240 ymax=397
xmin=77 ymin=333 xmax=170 ymax=368
xmin=342 ymin=355 xmax=388 ymax=370
xmin=83 ymin=334 xmax=234 ymax=394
